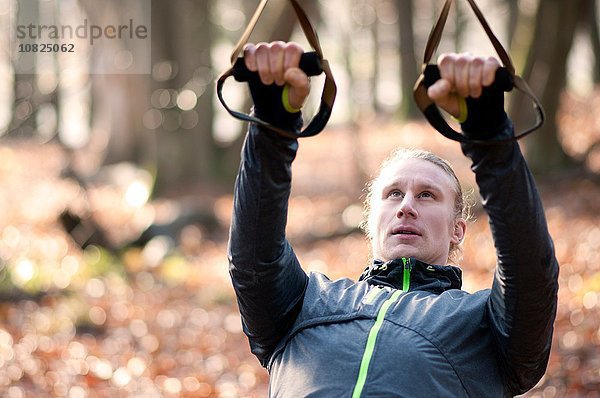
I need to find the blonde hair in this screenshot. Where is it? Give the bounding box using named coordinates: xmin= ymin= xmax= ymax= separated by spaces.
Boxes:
xmin=361 ymin=148 xmax=472 ymax=264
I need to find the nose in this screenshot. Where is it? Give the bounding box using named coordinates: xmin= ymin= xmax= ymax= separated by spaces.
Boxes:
xmin=396 ymin=194 xmax=418 ymax=218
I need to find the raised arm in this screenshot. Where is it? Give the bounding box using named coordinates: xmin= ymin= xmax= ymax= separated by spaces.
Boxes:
xmin=428 ymin=53 xmax=559 ymax=395
xmin=227 ymin=42 xmax=311 ymax=366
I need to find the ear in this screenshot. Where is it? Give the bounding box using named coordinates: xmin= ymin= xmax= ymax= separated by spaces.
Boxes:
xmin=451 ymin=218 xmax=466 ymax=245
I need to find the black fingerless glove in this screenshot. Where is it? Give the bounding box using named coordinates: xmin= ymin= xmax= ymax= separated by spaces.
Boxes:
xmin=460 ymin=84 xmax=508 ymax=140
xmin=246 ymin=75 xmax=301 ymax=130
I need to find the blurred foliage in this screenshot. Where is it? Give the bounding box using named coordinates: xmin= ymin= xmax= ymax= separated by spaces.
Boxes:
xmin=2 ymin=84 xmax=600 ymax=395
xmin=2 ymin=0 xmax=600 ymax=396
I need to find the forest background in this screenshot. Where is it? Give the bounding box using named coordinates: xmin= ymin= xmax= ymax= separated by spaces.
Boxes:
xmin=1 ymin=0 xmax=600 ymax=396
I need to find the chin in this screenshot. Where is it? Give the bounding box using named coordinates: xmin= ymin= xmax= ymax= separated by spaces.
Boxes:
xmin=383 ymin=247 xmax=419 ymax=262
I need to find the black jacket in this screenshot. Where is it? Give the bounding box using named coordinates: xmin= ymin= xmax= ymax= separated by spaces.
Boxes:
xmin=228 ymin=116 xmax=559 ymax=397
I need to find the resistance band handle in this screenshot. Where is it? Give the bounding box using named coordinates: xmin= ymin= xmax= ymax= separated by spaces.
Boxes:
xmin=413 ymin=64 xmax=520 ymax=145
xmin=233 ymin=52 xmax=323 ymax=82
xmin=422 ymin=64 xmax=514 ymax=93
xmin=217 ymin=0 xmax=336 ymax=139
xmin=414 ymin=66 xmax=544 ymax=145
xmin=414 ymin=0 xmax=544 ymax=144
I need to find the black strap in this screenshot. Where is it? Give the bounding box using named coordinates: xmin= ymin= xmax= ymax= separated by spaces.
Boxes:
xmin=216 ymin=0 xmax=337 ymax=139
xmin=413 ymin=0 xmax=545 ymax=144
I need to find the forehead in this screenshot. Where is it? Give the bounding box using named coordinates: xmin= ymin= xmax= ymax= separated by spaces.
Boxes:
xmin=378 ymin=158 xmax=456 ymax=192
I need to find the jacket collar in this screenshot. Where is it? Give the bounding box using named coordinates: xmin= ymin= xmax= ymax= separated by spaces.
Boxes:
xmin=358 ymin=257 xmax=462 ymax=293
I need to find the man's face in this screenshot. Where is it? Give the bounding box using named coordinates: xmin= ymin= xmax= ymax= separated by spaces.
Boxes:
xmin=371 ymin=158 xmax=465 ymax=265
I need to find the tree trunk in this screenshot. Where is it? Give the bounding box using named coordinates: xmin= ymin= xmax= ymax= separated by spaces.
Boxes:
xmin=397 ymin=0 xmax=420 ymax=119
xmin=586 ymin=0 xmax=600 ymax=83
xmin=372 ymin=5 xmax=381 ymax=114
xmin=7 ymin=0 xmax=39 ymax=138
xmin=453 ymin=0 xmax=465 ymax=50
xmin=149 ymin=0 xmax=218 ymax=195
xmin=510 ymin=0 xmax=585 ymax=176
xmin=506 ymin=0 xmax=519 ymax=46
xmin=80 ymin=0 xmax=154 ymax=168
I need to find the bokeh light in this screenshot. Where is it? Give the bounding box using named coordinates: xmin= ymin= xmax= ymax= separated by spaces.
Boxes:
xmin=0 ymin=1 xmax=599 ymax=396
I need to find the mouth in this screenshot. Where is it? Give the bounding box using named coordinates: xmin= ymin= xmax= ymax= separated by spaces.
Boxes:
xmin=391 ymin=226 xmax=421 ymax=237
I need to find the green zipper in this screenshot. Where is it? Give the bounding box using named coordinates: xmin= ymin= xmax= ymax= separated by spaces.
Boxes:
xmin=402 ymin=257 xmax=411 ymax=291
xmin=352 ymin=258 xmax=411 ymax=398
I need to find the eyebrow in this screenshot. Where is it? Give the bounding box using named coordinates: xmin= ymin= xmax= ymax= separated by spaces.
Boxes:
xmin=381 ymin=179 xmax=446 ymax=195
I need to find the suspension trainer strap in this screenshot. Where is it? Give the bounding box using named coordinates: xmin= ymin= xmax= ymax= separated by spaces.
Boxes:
xmin=413 ymin=0 xmax=545 ymax=144
xmin=216 ymin=0 xmax=337 ymax=139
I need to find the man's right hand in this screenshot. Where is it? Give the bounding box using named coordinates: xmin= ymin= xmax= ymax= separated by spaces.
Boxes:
xmin=243 ymin=41 xmax=311 ymax=111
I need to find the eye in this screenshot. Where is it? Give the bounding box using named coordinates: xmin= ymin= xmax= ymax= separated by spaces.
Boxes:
xmin=387 ymin=189 xmax=403 ymax=199
xmin=418 ymin=191 xmax=434 ymax=199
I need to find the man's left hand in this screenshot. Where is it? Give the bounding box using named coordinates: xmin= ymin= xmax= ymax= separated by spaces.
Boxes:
xmin=427 ymin=53 xmax=500 ymax=119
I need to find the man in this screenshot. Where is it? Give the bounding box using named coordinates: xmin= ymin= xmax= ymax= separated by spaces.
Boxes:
xmin=228 ymin=41 xmax=559 ymax=397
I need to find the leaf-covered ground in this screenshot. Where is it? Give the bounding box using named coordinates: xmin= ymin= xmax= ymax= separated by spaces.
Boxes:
xmin=2 ymin=99 xmax=600 ymax=397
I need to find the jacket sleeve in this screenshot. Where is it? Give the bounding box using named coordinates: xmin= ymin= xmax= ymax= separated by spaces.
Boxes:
xmin=461 ymin=120 xmax=559 ymax=396
xmin=227 ymin=116 xmax=309 ymax=367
